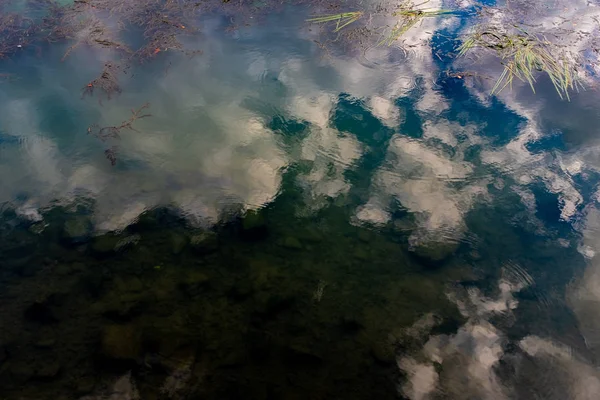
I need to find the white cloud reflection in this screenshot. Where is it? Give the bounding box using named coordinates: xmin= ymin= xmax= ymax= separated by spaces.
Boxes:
xmin=398 ymin=273 xmax=600 ymax=400
xmin=0 ymin=0 xmax=475 ymax=234
xmin=355 ymin=132 xmax=488 ymax=249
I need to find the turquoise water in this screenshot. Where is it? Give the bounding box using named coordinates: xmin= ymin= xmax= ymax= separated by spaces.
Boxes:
xmin=1 ymin=0 xmax=600 ymax=398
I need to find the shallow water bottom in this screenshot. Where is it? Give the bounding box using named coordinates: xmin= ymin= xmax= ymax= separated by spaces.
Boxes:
xmin=0 ymin=200 xmax=480 ymax=399
xmin=0 ymin=184 xmax=586 ymax=400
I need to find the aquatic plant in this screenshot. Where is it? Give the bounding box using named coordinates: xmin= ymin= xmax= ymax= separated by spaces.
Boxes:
xmin=131 ymin=7 xmax=192 ymax=61
xmin=88 ymin=103 xmax=152 ymax=165
xmin=458 ymin=28 xmax=581 ymax=100
xmin=60 ymin=17 xmax=130 ymax=61
xmin=82 ymin=61 xmax=125 ymax=103
xmin=378 ymin=2 xmax=453 ymax=46
xmin=27 ymin=0 xmax=203 ymax=92
xmin=307 ymin=12 xmax=364 ymax=33
xmin=104 ymin=146 xmax=118 ymax=166
xmin=88 ymin=103 xmax=151 ymax=141
xmin=307 ymin=1 xmax=453 ymax=46
xmin=312 ymin=280 xmax=327 ymax=303
xmin=0 ymin=9 xmax=37 ymax=58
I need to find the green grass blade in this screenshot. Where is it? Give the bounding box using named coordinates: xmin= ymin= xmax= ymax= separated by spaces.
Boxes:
xmin=306 ymin=12 xmax=363 ymax=32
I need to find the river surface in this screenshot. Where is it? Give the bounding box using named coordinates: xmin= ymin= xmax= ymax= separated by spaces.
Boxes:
xmin=1 ymin=0 xmax=600 ymax=398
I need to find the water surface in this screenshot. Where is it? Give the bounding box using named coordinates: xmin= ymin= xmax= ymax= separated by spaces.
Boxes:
xmin=1 ymin=0 xmax=600 ymax=398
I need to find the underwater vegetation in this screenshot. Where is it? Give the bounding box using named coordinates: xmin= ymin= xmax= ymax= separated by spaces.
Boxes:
xmin=87 ymin=103 xmax=152 ymax=165
xmin=307 ymin=11 xmax=364 ymax=32
xmin=307 ymin=0 xmax=454 ymax=43
xmin=377 ymin=6 xmax=453 ymax=46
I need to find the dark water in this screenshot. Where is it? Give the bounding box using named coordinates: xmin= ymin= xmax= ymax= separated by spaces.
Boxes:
xmin=1 ymin=0 xmax=600 ymax=398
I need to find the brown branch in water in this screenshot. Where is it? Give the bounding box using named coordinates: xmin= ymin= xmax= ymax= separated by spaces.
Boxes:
xmin=104 ymin=145 xmax=118 ymax=166
xmin=135 ymin=30 xmax=183 ymax=61
xmin=44 ymin=0 xmax=203 ymax=72
xmin=61 ymin=41 xmax=82 ymax=61
xmin=59 ymin=18 xmax=131 ymax=61
xmin=43 ymin=0 xmax=91 ymax=41
xmin=133 ymin=10 xmax=197 ymax=62
xmin=82 ymin=61 xmax=126 ymax=103
xmin=87 ymin=103 xmax=151 ymax=165
xmin=87 ymin=102 xmax=152 ymax=141
xmin=0 ymin=12 xmax=37 ymax=58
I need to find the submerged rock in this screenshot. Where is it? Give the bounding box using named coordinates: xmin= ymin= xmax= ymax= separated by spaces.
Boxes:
xmin=108 ymin=373 xmax=140 ymax=400
xmin=296 ymin=228 xmax=324 ymax=244
xmin=24 ymin=298 xmax=59 ymax=324
xmin=8 ymin=361 xmax=35 ymax=382
xmin=3 ymin=255 xmax=36 ymax=275
xmin=33 ymin=360 xmax=61 ymax=379
xmin=180 ymin=271 xmax=210 ymax=296
xmin=54 ymin=262 xmax=81 ymax=276
xmin=29 ymin=222 xmax=46 ymax=235
xmin=370 ymin=339 xmax=395 ymax=365
xmin=0 ymin=346 xmax=7 ymax=365
xmin=79 ymin=372 xmax=139 ymax=400
xmin=279 ymin=236 xmax=303 ymax=250
xmin=91 ymin=235 xmax=121 ymax=257
xmin=96 ymin=291 xmax=149 ymax=321
xmin=115 ymin=234 xmax=141 ymax=252
xmin=160 ymin=354 xmax=195 ymax=398
xmin=90 ymin=233 xmax=139 ymax=255
xmin=114 ymin=277 xmax=144 ymax=293
xmin=0 ymin=230 xmax=38 ymax=271
xmin=189 ymin=231 xmax=218 ymax=254
xmin=353 ymin=247 xmax=369 ymax=261
xmin=242 ymin=209 xmax=265 ymax=230
xmin=74 ymin=376 xmax=96 ymax=396
xmin=62 ymin=216 xmax=93 ymax=245
xmin=170 ymin=233 xmax=188 ymax=255
xmin=34 ymin=337 xmax=56 ymax=349
xmin=241 ymin=209 xmax=267 ymax=239
xmin=34 ymin=328 xmax=56 ymax=348
xmin=284 ymin=340 xmax=323 ymax=367
xmin=101 ymin=324 xmax=142 ymax=361
xmin=409 ymin=239 xmax=460 ymax=264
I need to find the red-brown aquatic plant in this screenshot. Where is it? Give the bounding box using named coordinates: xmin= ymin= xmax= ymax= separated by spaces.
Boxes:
xmin=87 ymin=103 xmax=152 ymax=165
